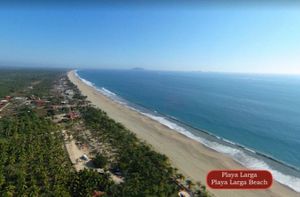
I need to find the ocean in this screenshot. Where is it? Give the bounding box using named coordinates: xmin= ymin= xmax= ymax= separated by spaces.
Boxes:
xmin=76 ymin=69 xmax=300 ymax=192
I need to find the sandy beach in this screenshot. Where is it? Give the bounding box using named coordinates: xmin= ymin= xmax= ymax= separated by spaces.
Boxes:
xmin=68 ymin=70 xmax=298 ymax=197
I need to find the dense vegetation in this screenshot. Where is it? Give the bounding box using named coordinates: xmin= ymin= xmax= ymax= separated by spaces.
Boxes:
xmin=0 ymin=69 xmax=114 ymax=196
xmin=0 ymin=109 xmax=71 ymax=195
xmin=93 ymin=154 xmax=108 ymax=169
xmin=68 ymin=170 xmax=112 ymax=197
xmin=0 ymin=69 xmax=210 ymax=196
xmin=0 ymin=109 xmax=115 ymax=196
xmin=0 ymin=68 xmax=65 ymax=98
xmin=81 ymin=107 xmax=181 ymax=196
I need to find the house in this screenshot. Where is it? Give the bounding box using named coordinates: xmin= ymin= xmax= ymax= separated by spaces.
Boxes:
xmin=0 ymin=100 xmax=8 ymax=103
xmin=14 ymin=96 xmax=27 ymax=101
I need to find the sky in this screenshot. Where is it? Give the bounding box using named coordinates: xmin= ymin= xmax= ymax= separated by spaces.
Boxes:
xmin=0 ymin=2 xmax=300 ymax=74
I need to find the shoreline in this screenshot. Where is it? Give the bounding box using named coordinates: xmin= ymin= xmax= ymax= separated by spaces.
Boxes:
xmin=68 ymin=70 xmax=298 ymax=197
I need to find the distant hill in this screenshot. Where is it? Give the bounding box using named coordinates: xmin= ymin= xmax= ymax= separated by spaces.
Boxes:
xmin=131 ymin=67 xmax=145 ymax=71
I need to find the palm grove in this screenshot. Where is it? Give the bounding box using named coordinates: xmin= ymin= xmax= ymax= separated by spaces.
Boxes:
xmin=0 ymin=69 xmax=210 ymax=196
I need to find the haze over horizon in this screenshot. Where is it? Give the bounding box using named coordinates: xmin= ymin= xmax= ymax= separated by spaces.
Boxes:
xmin=1 ymin=3 xmax=300 ymax=74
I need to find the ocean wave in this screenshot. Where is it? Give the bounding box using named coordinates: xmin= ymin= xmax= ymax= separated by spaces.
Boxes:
xmin=222 ymin=138 xmax=237 ymax=146
xmin=244 ymin=147 xmax=257 ymax=154
xmin=100 ymin=87 xmax=117 ymax=97
xmin=75 ymin=70 xmax=120 ymax=101
xmin=139 ymin=113 xmax=300 ymax=192
xmin=75 ymin=70 xmax=95 ymax=88
xmin=74 ymin=70 xmax=300 ymax=193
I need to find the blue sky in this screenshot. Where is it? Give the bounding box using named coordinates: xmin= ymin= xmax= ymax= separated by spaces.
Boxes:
xmin=0 ymin=4 xmax=300 ymax=73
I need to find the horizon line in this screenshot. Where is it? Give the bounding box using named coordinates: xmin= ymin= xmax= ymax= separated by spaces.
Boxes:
xmin=73 ymin=67 xmax=300 ymax=76
xmin=1 ymin=64 xmax=300 ymax=76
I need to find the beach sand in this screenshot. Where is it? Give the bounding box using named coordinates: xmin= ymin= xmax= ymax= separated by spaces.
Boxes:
xmin=68 ymin=70 xmax=298 ymax=197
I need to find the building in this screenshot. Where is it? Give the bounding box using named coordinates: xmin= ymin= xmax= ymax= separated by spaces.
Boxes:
xmin=14 ymin=96 xmax=27 ymax=101
xmin=0 ymin=100 xmax=8 ymax=103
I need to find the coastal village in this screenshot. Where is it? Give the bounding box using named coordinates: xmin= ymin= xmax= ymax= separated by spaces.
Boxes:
xmin=0 ymin=73 xmax=206 ymax=197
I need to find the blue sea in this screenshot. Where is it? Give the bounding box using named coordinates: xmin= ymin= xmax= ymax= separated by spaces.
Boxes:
xmin=76 ymin=69 xmax=300 ymax=192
